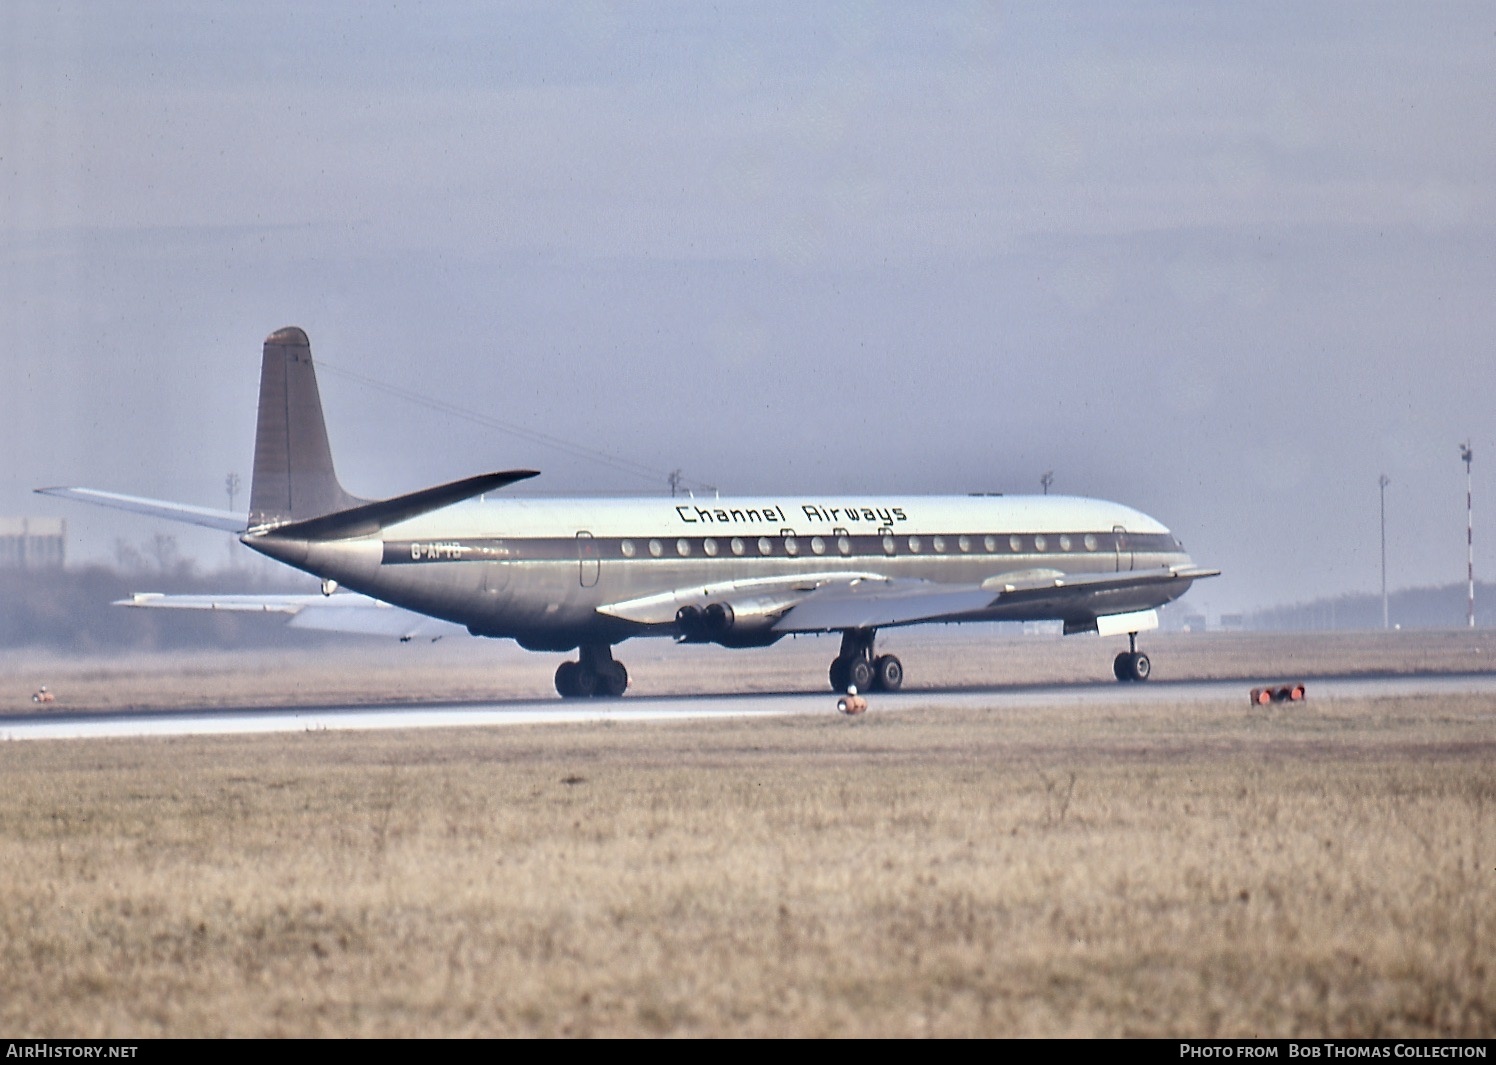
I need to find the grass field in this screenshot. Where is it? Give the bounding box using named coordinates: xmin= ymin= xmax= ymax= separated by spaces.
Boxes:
xmin=0 ymin=632 xmax=1492 ymax=1037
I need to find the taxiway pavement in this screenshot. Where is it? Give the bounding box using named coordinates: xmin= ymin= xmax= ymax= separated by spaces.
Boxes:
xmin=4 ymin=673 xmax=1494 ymax=742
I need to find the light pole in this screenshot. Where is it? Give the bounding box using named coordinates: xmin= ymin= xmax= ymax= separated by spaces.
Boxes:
xmin=225 ymin=472 xmax=241 ymax=570
xmin=1040 ymin=471 xmax=1053 ymax=496
xmin=1461 ymin=442 xmax=1474 ymax=628
xmin=1379 ymin=474 xmax=1390 ymax=629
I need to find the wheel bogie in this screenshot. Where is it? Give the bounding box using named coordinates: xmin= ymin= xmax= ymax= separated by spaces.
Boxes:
xmin=555 ymin=651 xmax=629 ymax=699
xmin=829 ymin=650 xmax=905 ymax=693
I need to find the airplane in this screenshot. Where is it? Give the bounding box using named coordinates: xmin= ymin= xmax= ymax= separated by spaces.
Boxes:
xmin=40 ymin=327 xmax=1217 ymax=699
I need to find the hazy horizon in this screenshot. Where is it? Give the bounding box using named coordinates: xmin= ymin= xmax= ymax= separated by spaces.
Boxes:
xmin=6 ymin=3 xmax=1494 ymax=617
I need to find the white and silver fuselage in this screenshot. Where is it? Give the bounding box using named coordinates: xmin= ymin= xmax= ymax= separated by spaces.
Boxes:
xmin=248 ymin=492 xmax=1199 ymax=652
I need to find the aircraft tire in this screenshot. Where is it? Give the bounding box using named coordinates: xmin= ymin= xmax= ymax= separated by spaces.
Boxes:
xmin=572 ymin=665 xmax=599 ymax=698
xmin=600 ymin=661 xmax=628 ymax=698
xmin=874 ymin=654 xmax=903 ymax=692
xmin=1114 ymin=651 xmax=1151 ymax=682
xmin=846 ymin=657 xmax=874 ymax=692
xmin=829 ymin=657 xmax=850 ymax=692
xmin=555 ymin=660 xmax=581 ymax=698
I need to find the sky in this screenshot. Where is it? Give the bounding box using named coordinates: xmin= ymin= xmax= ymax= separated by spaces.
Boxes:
xmin=4 ymin=2 xmax=1494 ymax=617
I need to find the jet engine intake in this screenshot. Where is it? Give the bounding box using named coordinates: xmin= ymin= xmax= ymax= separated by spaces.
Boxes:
xmin=675 ymin=601 xmax=739 ymax=642
xmin=675 ymin=594 xmax=793 ymax=647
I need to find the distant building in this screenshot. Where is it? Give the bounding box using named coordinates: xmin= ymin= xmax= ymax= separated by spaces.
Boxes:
xmin=0 ymin=518 xmax=66 ymax=569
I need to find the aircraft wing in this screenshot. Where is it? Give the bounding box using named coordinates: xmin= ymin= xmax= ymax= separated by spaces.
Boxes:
xmin=772 ymin=565 xmax=1221 ymax=633
xmin=596 ymin=570 xmax=885 ymax=626
xmin=35 ymin=487 xmax=246 ymax=533
xmin=598 ymin=564 xmax=1218 ymax=635
xmin=116 ymin=592 xmax=467 ymax=640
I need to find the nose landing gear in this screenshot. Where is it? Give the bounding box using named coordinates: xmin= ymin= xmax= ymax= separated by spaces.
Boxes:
xmin=1113 ymin=631 xmax=1151 ymax=682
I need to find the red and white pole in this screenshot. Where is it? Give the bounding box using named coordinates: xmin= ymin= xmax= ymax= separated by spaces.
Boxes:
xmin=1462 ymin=442 xmax=1474 ymax=628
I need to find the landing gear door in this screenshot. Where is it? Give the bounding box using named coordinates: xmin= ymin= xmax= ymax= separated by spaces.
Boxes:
xmin=577 ymin=531 xmax=600 ymax=588
xmin=1113 ymin=525 xmax=1133 ymax=572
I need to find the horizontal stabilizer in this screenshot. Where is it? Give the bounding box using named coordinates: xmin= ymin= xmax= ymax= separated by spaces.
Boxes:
xmin=117 ymin=592 xmax=466 ymax=640
xmin=255 ymin=469 xmax=539 ymax=541
xmin=35 ymin=487 xmax=246 ymax=532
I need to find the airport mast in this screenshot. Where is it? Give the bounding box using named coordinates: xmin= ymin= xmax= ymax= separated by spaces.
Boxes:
xmin=1461 ymin=442 xmax=1474 ymax=628
xmin=226 ymin=471 xmax=241 ymax=570
xmin=1379 ymin=474 xmax=1390 ymax=629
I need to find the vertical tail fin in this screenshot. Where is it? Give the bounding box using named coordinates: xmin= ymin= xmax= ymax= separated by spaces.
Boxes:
xmin=249 ymin=327 xmax=366 ymax=527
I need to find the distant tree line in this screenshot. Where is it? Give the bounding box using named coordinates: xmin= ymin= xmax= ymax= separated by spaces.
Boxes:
xmin=1247 ymin=581 xmax=1496 ymax=632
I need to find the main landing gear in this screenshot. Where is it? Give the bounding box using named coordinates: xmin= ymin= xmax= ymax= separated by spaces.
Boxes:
xmin=828 ymin=629 xmax=903 ymax=693
xmin=555 ymin=643 xmax=629 ymax=699
xmin=1113 ymin=631 xmax=1151 ymax=683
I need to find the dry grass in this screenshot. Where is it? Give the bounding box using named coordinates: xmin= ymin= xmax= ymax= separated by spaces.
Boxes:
xmin=0 ymin=647 xmax=1492 ymax=1036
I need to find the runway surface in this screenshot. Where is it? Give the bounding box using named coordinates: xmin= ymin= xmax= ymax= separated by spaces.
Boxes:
xmin=4 ymin=673 xmax=1494 ymax=742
